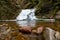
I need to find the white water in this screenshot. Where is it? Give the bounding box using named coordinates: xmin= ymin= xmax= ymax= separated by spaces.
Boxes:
xmin=16 ymin=20 xmax=36 ymax=27
xmin=16 ymin=9 xmax=37 ymax=20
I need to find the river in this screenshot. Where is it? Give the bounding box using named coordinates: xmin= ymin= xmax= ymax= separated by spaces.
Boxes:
xmin=0 ymin=20 xmax=60 ymax=40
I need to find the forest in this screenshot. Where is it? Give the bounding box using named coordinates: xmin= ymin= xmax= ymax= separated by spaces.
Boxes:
xmin=0 ymin=0 xmax=60 ymax=20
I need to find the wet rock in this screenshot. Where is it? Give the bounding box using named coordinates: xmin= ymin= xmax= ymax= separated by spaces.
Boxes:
xmin=0 ymin=24 xmax=11 ymax=34
xmin=19 ymin=26 xmax=44 ymax=35
xmin=19 ymin=26 xmax=32 ymax=34
xmin=44 ymin=27 xmax=60 ymax=40
xmin=0 ymin=24 xmax=11 ymax=40
xmin=37 ymin=26 xmax=44 ymax=34
xmin=32 ymin=26 xmax=44 ymax=35
xmin=32 ymin=30 xmax=37 ymax=33
xmin=55 ymin=31 xmax=60 ymax=40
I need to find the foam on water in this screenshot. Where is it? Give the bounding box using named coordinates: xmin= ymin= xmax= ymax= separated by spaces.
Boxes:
xmin=16 ymin=8 xmax=37 ymax=20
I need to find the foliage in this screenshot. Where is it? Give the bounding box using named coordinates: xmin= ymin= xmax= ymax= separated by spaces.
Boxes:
xmin=0 ymin=0 xmax=60 ymax=20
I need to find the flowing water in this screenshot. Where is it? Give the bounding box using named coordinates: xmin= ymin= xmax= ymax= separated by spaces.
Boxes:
xmin=0 ymin=20 xmax=60 ymax=40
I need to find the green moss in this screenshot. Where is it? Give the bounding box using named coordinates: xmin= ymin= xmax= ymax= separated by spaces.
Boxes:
xmin=0 ymin=0 xmax=60 ymax=20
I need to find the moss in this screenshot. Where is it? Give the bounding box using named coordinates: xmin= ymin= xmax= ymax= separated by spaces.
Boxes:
xmin=0 ymin=0 xmax=60 ymax=19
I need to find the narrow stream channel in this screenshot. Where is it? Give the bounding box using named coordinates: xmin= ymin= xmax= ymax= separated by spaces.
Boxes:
xmin=0 ymin=20 xmax=60 ymax=40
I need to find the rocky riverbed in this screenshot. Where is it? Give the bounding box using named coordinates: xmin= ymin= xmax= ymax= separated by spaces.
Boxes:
xmin=0 ymin=20 xmax=60 ymax=40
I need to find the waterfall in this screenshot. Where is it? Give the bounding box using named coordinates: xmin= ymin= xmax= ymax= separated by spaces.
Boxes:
xmin=16 ymin=8 xmax=37 ymax=20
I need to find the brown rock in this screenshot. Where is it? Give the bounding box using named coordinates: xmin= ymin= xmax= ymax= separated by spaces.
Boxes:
xmin=36 ymin=26 xmax=44 ymax=34
xmin=32 ymin=30 xmax=37 ymax=33
xmin=19 ymin=26 xmax=32 ymax=34
xmin=19 ymin=26 xmax=32 ymax=32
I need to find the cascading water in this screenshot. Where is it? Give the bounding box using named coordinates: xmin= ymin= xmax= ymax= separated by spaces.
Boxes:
xmin=16 ymin=8 xmax=37 ymax=20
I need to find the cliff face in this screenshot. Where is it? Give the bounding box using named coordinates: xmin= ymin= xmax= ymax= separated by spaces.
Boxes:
xmin=0 ymin=0 xmax=60 ymax=20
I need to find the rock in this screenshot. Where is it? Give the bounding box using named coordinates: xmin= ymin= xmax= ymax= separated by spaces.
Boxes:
xmin=19 ymin=26 xmax=32 ymax=34
xmin=36 ymin=26 xmax=44 ymax=34
xmin=55 ymin=31 xmax=60 ymax=40
xmin=32 ymin=26 xmax=44 ymax=35
xmin=44 ymin=27 xmax=58 ymax=40
xmin=32 ymin=30 xmax=37 ymax=33
xmin=19 ymin=26 xmax=44 ymax=34
xmin=0 ymin=24 xmax=11 ymax=40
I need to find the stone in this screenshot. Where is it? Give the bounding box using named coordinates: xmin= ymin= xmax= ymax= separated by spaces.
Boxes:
xmin=55 ymin=31 xmax=60 ymax=40
xmin=32 ymin=30 xmax=37 ymax=33
xmin=44 ymin=27 xmax=57 ymax=40
xmin=31 ymin=26 xmax=44 ymax=34
xmin=19 ymin=26 xmax=32 ymax=32
xmin=19 ymin=26 xmax=32 ymax=34
xmin=37 ymin=26 xmax=44 ymax=34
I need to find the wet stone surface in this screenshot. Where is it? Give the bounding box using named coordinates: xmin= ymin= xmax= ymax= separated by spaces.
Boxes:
xmin=0 ymin=20 xmax=60 ymax=40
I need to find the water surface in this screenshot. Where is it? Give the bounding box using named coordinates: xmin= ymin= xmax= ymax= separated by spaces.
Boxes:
xmin=0 ymin=20 xmax=60 ymax=40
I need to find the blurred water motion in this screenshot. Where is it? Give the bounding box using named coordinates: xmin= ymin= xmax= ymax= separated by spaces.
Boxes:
xmin=16 ymin=20 xmax=36 ymax=27
xmin=16 ymin=9 xmax=37 ymax=20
